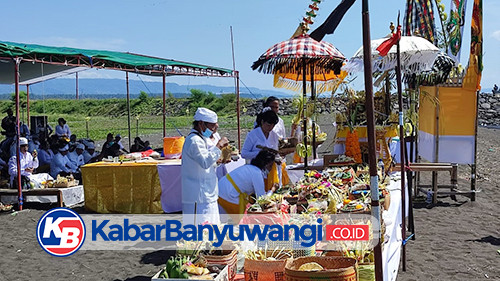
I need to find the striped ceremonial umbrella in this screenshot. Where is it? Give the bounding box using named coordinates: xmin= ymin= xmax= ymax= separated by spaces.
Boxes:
xmin=252 ymin=34 xmax=346 ymax=167
xmin=252 ymin=34 xmax=345 ymax=75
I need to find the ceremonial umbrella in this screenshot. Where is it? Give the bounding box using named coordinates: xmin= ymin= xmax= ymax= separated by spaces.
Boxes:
xmin=345 ymin=31 xmax=443 ymax=272
xmin=344 ymin=35 xmax=440 ymax=74
xmin=252 ymin=34 xmax=345 ymax=167
xmin=403 ymin=52 xmax=456 ymax=88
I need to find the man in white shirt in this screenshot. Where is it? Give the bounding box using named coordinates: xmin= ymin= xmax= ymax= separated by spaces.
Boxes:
xmin=8 ymin=137 xmax=38 ymax=188
xmin=50 ymin=144 xmax=76 ymax=179
xmin=181 ymin=107 xmax=228 ymax=225
xmin=265 ymin=96 xmax=286 ymax=139
xmin=68 ymin=143 xmax=85 ymax=169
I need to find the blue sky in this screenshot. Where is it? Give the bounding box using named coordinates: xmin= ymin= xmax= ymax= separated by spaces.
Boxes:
xmin=1 ymin=0 xmax=498 ymax=94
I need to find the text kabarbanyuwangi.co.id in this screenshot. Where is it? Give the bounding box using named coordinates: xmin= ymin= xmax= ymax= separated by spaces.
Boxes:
xmin=72 ymin=213 xmax=380 ymax=251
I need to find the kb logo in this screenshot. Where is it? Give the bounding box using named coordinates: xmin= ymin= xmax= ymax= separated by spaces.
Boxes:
xmin=36 ymin=208 xmax=86 ymax=257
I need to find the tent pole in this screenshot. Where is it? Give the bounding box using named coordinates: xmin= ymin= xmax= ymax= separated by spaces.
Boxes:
xmin=361 ymin=1 xmax=383 ymax=280
xmin=235 ymin=71 xmax=241 ymax=150
xmin=14 ymin=58 xmax=23 ymax=211
xmin=302 ymin=58 xmax=308 ymax=169
xmin=26 ymin=85 xmax=30 ymax=128
xmin=126 ymin=72 xmax=131 ymax=151
xmin=163 ymin=66 xmax=166 ymax=138
xmin=76 ymin=72 xmax=79 ymax=100
xmin=310 ymin=64 xmax=317 ymax=160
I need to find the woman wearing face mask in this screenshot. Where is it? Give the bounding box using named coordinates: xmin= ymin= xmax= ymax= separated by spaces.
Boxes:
xmin=218 ymin=150 xmax=277 ymax=215
xmin=181 ymin=107 xmax=229 ymax=225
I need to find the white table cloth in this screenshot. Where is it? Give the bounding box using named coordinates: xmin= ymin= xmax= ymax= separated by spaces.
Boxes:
xmin=158 ymin=157 xmax=246 ymax=213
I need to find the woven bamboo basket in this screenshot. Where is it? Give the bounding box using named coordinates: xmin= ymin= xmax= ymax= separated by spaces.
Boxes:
xmin=244 ymin=257 xmax=290 ymax=281
xmin=284 ymin=256 xmax=357 ymax=281
xmin=358 ymin=263 xmax=375 ymax=281
xmin=203 ymin=249 xmax=238 ymax=281
xmin=323 ymin=251 xmax=344 ymax=257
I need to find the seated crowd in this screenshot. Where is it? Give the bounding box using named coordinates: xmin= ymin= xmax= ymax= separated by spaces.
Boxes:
xmin=0 ymin=111 xmax=152 ymax=189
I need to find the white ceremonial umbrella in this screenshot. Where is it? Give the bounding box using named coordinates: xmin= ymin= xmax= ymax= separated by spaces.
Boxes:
xmin=344 ymin=35 xmax=440 ymax=74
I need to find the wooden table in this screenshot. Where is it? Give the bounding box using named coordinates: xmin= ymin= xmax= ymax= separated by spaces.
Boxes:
xmin=0 ymin=188 xmax=64 ymax=207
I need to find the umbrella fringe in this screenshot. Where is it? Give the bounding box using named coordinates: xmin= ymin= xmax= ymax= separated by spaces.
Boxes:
xmin=253 ymin=57 xmax=344 ymax=75
xmin=343 ymin=50 xmax=439 ymax=74
xmin=274 ymin=76 xmax=344 ymax=94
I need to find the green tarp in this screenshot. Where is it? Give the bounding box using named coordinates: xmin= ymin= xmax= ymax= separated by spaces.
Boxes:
xmin=0 ymin=40 xmax=233 ymax=84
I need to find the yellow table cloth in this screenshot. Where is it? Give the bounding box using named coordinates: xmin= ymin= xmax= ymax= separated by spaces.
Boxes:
xmin=81 ymin=161 xmax=164 ymax=214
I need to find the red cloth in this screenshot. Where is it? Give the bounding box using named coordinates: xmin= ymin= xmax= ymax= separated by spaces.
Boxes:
xmin=376 ymin=25 xmax=402 ymax=56
xmin=140 ymin=149 xmax=154 ymax=157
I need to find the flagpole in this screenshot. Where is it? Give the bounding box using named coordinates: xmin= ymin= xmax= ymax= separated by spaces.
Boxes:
xmin=361 ymin=0 xmax=383 ymax=280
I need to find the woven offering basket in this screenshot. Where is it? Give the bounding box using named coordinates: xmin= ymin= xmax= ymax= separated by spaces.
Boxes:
xmin=284 ymin=256 xmax=357 ymax=281
xmin=358 ymin=263 xmax=375 ymax=281
xmin=203 ymin=249 xmax=238 ymax=281
xmin=244 ymin=257 xmax=290 ymax=281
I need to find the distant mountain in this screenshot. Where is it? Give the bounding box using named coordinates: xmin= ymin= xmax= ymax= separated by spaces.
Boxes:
xmin=0 ymin=78 xmax=294 ymax=99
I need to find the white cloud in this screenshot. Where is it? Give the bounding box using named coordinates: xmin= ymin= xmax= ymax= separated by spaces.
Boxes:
xmin=492 ymin=30 xmax=500 ymax=41
xmin=29 ymin=37 xmax=127 ymax=51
